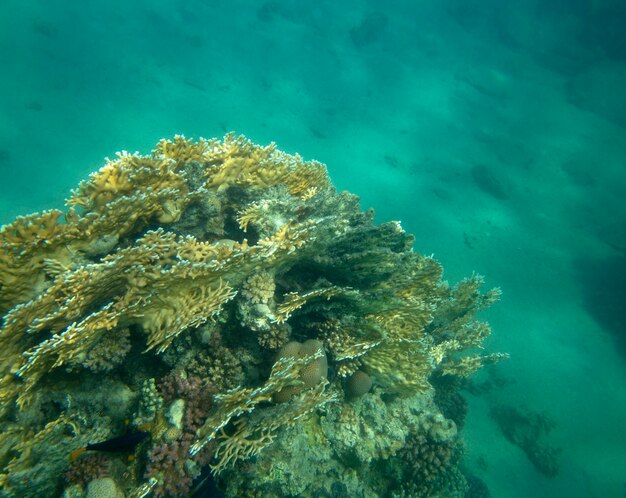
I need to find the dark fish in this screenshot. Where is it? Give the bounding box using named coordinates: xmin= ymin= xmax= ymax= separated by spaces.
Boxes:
xmin=191 ymin=467 xmax=225 ymax=498
xmin=69 ymin=430 xmax=150 ymax=461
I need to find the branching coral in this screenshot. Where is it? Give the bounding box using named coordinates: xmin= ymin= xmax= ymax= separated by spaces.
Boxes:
xmin=192 ymin=350 xmax=328 ymax=455
xmin=211 ymin=380 xmax=338 ymax=475
xmin=0 ymin=134 xmax=504 ymax=497
xmin=256 ymin=325 xmax=290 ymax=350
xmin=144 ymin=434 xmax=196 ymax=498
xmin=187 ymin=343 xmax=245 ymax=392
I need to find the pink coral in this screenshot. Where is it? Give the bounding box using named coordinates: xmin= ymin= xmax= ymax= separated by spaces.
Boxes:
xmin=146 ymin=373 xmax=216 ymax=496
xmin=145 ymin=435 xmax=194 ymax=498
xmin=158 ymin=372 xmax=215 ymax=431
xmin=64 ymin=454 xmax=110 ymax=486
xmin=144 ymin=432 xmax=214 ymax=497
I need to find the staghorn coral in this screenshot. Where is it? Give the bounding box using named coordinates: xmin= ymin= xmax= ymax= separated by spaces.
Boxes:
xmin=0 ymin=134 xmax=504 ymax=497
xmin=428 ymin=275 xmax=507 ymax=377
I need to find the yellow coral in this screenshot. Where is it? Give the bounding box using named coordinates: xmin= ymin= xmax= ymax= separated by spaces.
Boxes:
xmin=0 ymin=210 xmax=77 ymax=311
xmin=203 ymin=134 xmax=329 ymax=199
xmin=236 ymin=202 xmax=265 ymax=232
xmin=67 ymin=151 xmax=188 ymax=213
xmin=140 ymin=278 xmax=237 ymax=353
xmin=440 ymin=352 xmax=509 ymax=377
xmin=153 ymin=134 xmax=211 ymax=165
xmin=364 ymin=341 xmax=433 ymax=395
xmin=211 ymin=380 xmax=337 ymax=475
xmin=274 ymin=287 xmax=348 ymax=324
xmin=0 ymin=153 xmax=190 ymax=315
xmin=192 ymin=350 xmax=326 ymax=455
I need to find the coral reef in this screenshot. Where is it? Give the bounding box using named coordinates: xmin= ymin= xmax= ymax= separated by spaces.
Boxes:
xmin=241 ymin=271 xmax=276 ymax=304
xmin=256 ymin=324 xmax=290 ymax=350
xmin=0 ymin=134 xmax=504 ymax=496
xmin=74 ymin=327 xmax=132 ymax=373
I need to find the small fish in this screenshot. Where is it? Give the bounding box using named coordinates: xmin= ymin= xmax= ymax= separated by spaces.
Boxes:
xmin=69 ymin=430 xmax=150 ymax=461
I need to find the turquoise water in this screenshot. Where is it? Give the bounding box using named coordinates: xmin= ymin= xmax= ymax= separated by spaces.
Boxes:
xmin=1 ymin=0 xmax=625 ymax=496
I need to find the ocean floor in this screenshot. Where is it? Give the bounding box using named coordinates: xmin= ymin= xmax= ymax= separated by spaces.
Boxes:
xmin=1 ymin=0 xmax=625 ymax=496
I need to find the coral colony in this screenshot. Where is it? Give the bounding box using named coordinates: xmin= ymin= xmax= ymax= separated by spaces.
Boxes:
xmin=0 ymin=135 xmax=505 ymax=497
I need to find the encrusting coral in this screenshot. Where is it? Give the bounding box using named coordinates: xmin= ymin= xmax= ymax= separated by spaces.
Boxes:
xmin=0 ymin=134 xmax=505 ymax=497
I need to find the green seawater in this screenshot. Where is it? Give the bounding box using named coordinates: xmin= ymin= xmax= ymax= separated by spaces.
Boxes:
xmin=1 ymin=1 xmax=625 ymax=496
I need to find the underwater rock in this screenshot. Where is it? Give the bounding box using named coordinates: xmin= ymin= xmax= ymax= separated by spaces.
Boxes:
xmin=490 ymin=404 xmax=561 ymax=478
xmin=167 ymin=399 xmax=186 ymax=430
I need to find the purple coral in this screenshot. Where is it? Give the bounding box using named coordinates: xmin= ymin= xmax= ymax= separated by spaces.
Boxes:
xmin=144 ymin=432 xmax=214 ymax=497
xmin=64 ymin=454 xmax=110 ymax=486
xmin=158 ymin=372 xmax=215 ymax=431
xmin=146 ymin=373 xmax=216 ymax=495
xmin=145 ymin=435 xmax=194 ymax=498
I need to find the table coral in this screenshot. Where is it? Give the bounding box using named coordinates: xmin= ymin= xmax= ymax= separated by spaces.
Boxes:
xmin=0 ymin=134 xmax=505 ymax=497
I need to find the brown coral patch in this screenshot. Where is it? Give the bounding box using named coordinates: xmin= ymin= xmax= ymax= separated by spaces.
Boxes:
xmin=273 ymin=339 xmax=328 ymax=403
